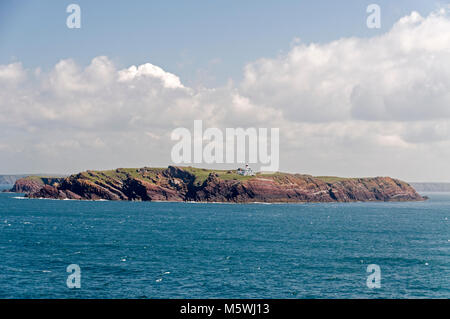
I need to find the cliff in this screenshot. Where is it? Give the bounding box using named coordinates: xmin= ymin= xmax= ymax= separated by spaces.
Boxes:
xmin=15 ymin=166 xmax=425 ymax=203
xmin=9 ymin=176 xmax=63 ymax=193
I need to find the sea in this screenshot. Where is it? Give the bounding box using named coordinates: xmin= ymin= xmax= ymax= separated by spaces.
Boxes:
xmin=0 ymin=185 xmax=448 ymax=299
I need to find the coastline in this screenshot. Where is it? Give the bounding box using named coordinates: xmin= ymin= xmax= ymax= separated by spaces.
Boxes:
xmin=9 ymin=194 xmax=426 ymax=205
xmin=9 ymin=166 xmax=426 ymax=204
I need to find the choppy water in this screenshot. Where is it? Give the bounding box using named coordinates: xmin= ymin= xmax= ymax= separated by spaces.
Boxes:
xmin=0 ymin=186 xmax=448 ymax=298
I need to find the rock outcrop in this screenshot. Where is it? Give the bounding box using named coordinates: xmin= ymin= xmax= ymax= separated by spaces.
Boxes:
xmin=10 ymin=177 xmax=62 ymax=193
xmin=16 ymin=166 xmax=425 ymax=203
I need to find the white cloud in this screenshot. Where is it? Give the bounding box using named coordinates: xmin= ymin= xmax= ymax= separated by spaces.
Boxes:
xmin=118 ymin=63 xmax=184 ymax=89
xmin=0 ymin=62 xmax=25 ymax=84
xmin=241 ymin=10 xmax=450 ymax=122
xmin=46 ymin=56 xmax=116 ymax=94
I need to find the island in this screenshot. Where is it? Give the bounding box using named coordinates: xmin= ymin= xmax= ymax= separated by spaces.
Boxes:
xmin=7 ymin=166 xmax=426 ymax=203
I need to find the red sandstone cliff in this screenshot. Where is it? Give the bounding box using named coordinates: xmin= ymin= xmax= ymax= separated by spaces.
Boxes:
xmin=19 ymin=166 xmax=425 ymax=203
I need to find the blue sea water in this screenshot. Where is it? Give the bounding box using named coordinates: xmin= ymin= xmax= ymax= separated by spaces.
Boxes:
xmin=0 ymin=186 xmax=448 ymax=299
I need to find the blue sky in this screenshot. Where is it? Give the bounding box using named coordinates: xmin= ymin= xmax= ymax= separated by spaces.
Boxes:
xmin=1 ymin=1 xmax=450 ymax=181
xmin=0 ymin=0 xmax=440 ymax=86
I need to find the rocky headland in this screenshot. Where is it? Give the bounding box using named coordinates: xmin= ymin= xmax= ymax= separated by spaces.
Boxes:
xmin=9 ymin=166 xmax=425 ymax=203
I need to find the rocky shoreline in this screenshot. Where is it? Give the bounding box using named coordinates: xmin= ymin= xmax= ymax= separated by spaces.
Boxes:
xmin=8 ymin=166 xmax=426 ymax=203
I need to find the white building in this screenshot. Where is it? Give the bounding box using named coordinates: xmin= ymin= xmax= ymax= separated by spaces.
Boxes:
xmin=237 ymin=164 xmax=255 ymax=176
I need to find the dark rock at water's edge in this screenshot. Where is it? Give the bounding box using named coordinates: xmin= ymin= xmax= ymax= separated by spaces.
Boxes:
xmin=13 ymin=166 xmax=426 ymax=203
xmin=9 ymin=176 xmax=64 ymax=194
xmin=2 ymin=174 xmax=66 ymax=192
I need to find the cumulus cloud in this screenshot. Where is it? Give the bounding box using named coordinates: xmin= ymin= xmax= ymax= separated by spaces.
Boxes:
xmin=46 ymin=56 xmax=116 ymax=94
xmin=0 ymin=10 xmax=450 ymax=181
xmin=0 ymin=62 xmax=26 ymax=84
xmin=118 ymin=63 xmax=184 ymax=89
xmin=241 ymin=10 xmax=450 ymax=122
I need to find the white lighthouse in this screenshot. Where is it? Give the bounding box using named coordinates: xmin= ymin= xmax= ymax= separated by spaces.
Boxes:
xmin=237 ymin=164 xmax=255 ymax=176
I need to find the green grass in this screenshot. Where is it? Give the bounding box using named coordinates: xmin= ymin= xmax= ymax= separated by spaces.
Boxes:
xmin=23 ymin=168 xmax=361 ymax=186
xmin=44 ymin=166 xmax=333 ymax=187
xmin=177 ymin=166 xmax=255 ymax=185
xmin=77 ymin=167 xmax=167 ymax=185
xmin=21 ymin=175 xmax=64 ymax=187
xmin=23 ymin=175 xmax=56 ymax=182
xmin=314 ymin=176 xmax=355 ymax=183
xmin=21 ymin=167 xmax=383 ymax=189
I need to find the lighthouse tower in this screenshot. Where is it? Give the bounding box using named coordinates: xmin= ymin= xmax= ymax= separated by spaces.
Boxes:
xmin=237 ymin=163 xmax=255 ymax=176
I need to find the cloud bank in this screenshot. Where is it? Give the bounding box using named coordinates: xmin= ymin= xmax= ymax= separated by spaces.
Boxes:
xmin=1 ymin=10 xmax=450 ymax=181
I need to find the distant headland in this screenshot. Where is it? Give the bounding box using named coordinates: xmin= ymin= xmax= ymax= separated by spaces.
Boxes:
xmin=7 ymin=166 xmax=426 ymax=203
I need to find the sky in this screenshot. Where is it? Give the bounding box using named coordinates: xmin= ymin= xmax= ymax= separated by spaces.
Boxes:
xmin=1 ymin=0 xmax=450 ymax=182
